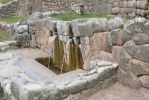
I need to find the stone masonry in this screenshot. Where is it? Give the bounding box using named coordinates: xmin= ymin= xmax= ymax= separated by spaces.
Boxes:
xmin=0 ymin=0 xmax=149 ymax=17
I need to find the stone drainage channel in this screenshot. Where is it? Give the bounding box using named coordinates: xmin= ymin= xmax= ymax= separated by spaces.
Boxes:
xmin=0 ymin=41 xmax=118 ymax=100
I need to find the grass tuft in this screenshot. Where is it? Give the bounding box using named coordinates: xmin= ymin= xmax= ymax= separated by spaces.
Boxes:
xmin=53 ymin=12 xmax=114 ymax=21
xmin=0 ymin=31 xmax=9 ymax=42
xmin=0 ymin=0 xmax=12 ymax=4
xmin=0 ymin=16 xmax=26 ymax=23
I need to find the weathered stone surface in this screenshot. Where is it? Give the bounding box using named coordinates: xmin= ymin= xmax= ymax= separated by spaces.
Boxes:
xmin=15 ymin=25 xmax=28 ymax=34
xmin=89 ymin=32 xmax=113 ymax=52
xmin=87 ymin=18 xmax=102 ymax=33
xmin=131 ymin=59 xmax=149 ymax=76
xmin=47 ymin=19 xmax=57 ymax=32
xmin=94 ymin=4 xmax=112 ymax=15
xmin=124 ymin=18 xmax=146 ymax=35
xmin=133 ymin=33 xmax=149 ymax=45
xmin=0 ymin=41 xmax=17 ymax=51
xmin=136 ymin=1 xmax=148 ymax=10
xmin=80 ymin=37 xmax=91 ymax=62
xmin=15 ymin=32 xmax=31 ymax=47
xmin=139 ymin=75 xmax=149 ymax=89
xmin=27 ymin=12 xmax=44 ymax=22
xmin=57 ymin=20 xmax=64 ymax=35
xmin=110 ymin=28 xmax=132 ymax=46
xmin=136 ymin=9 xmax=147 ymax=17
xmin=63 ymin=21 xmax=72 ymax=36
xmin=15 ymin=58 xmax=57 ymax=80
xmin=124 ymin=41 xmax=149 ymax=63
xmin=117 ymin=69 xmax=141 ymax=89
xmin=87 ymin=18 xmax=108 ymax=33
xmin=87 ymin=60 xmax=116 ymax=71
xmin=112 ymin=7 xmax=119 ymax=14
xmin=99 ymin=18 xmax=109 ymax=32
xmin=112 ymin=46 xmax=123 ymax=63
xmin=0 ymin=52 xmax=13 ymax=61
xmin=71 ymin=19 xmax=93 ymax=37
xmin=108 ymin=17 xmax=123 ymax=30
xmin=119 ymin=47 xmax=132 ymax=72
xmin=83 ymin=51 xmax=115 ymax=70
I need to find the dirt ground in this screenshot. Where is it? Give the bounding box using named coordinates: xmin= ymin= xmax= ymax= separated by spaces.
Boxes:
xmin=79 ymin=82 xmax=149 ymax=100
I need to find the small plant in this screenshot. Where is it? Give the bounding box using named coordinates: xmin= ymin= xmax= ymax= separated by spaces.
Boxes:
xmin=0 ymin=0 xmax=12 ymax=4
xmin=53 ymin=12 xmax=114 ymax=21
xmin=0 ymin=31 xmax=9 ymax=42
xmin=0 ymin=16 xmax=26 ymax=23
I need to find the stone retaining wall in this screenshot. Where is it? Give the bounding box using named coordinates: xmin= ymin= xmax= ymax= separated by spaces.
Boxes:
xmin=13 ymin=15 xmax=149 ymax=90
xmin=1 ymin=13 xmax=149 ymax=90
xmin=0 ymin=0 xmax=148 ymax=18
xmin=0 ymin=0 xmax=19 ymax=17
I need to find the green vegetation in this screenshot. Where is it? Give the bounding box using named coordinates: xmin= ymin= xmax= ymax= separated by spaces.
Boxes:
xmin=0 ymin=0 xmax=12 ymax=4
xmin=53 ymin=12 xmax=114 ymax=21
xmin=0 ymin=31 xmax=9 ymax=42
xmin=0 ymin=16 xmax=26 ymax=23
xmin=0 ymin=91 xmax=6 ymax=100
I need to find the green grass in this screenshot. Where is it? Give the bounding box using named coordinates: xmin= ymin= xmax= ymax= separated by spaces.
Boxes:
xmin=0 ymin=16 xmax=26 ymax=23
xmin=0 ymin=91 xmax=6 ymax=100
xmin=53 ymin=12 xmax=114 ymax=21
xmin=0 ymin=0 xmax=12 ymax=4
xmin=0 ymin=31 xmax=9 ymax=42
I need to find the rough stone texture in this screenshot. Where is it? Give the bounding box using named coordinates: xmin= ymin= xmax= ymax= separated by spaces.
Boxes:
xmin=107 ymin=17 xmax=123 ymax=30
xmin=71 ymin=19 xmax=93 ymax=37
xmin=139 ymin=75 xmax=149 ymax=89
xmin=131 ymin=59 xmax=149 ymax=76
xmin=89 ymin=32 xmax=112 ymax=52
xmin=124 ymin=41 xmax=149 ymax=63
xmin=0 ymin=0 xmax=149 ymax=17
xmin=78 ymin=83 xmax=149 ymax=100
xmin=133 ymin=33 xmax=149 ymax=45
xmin=110 ymin=28 xmax=132 ymax=46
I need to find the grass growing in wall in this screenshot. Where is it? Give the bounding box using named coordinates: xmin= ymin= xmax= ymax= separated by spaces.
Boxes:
xmin=53 ymin=12 xmax=114 ymax=21
xmin=0 ymin=31 xmax=9 ymax=42
xmin=0 ymin=16 xmax=26 ymax=23
xmin=0 ymin=0 xmax=12 ymax=4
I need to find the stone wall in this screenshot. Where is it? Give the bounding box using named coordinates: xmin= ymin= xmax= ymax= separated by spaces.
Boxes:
xmin=0 ymin=0 xmax=148 ymax=18
xmin=13 ymin=14 xmax=149 ymax=90
xmin=0 ymin=0 xmax=19 ymax=17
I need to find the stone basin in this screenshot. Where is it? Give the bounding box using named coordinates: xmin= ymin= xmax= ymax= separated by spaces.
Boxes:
xmin=0 ymin=48 xmax=118 ymax=100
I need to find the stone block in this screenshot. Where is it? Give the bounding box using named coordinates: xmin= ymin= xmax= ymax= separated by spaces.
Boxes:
xmin=108 ymin=17 xmax=123 ymax=30
xmin=133 ymin=33 xmax=149 ymax=45
xmin=47 ymin=19 xmax=57 ymax=32
xmin=89 ymin=32 xmax=113 ymax=53
xmin=131 ymin=59 xmax=149 ymax=76
xmin=112 ymin=46 xmax=123 ymax=63
xmin=117 ymin=69 xmax=141 ymax=89
xmin=110 ymin=28 xmax=132 ymax=46
xmin=139 ymin=75 xmax=149 ymax=89
xmin=112 ymin=7 xmax=119 ymax=14
xmin=71 ymin=19 xmax=93 ymax=37
xmin=124 ymin=40 xmax=149 ymax=63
